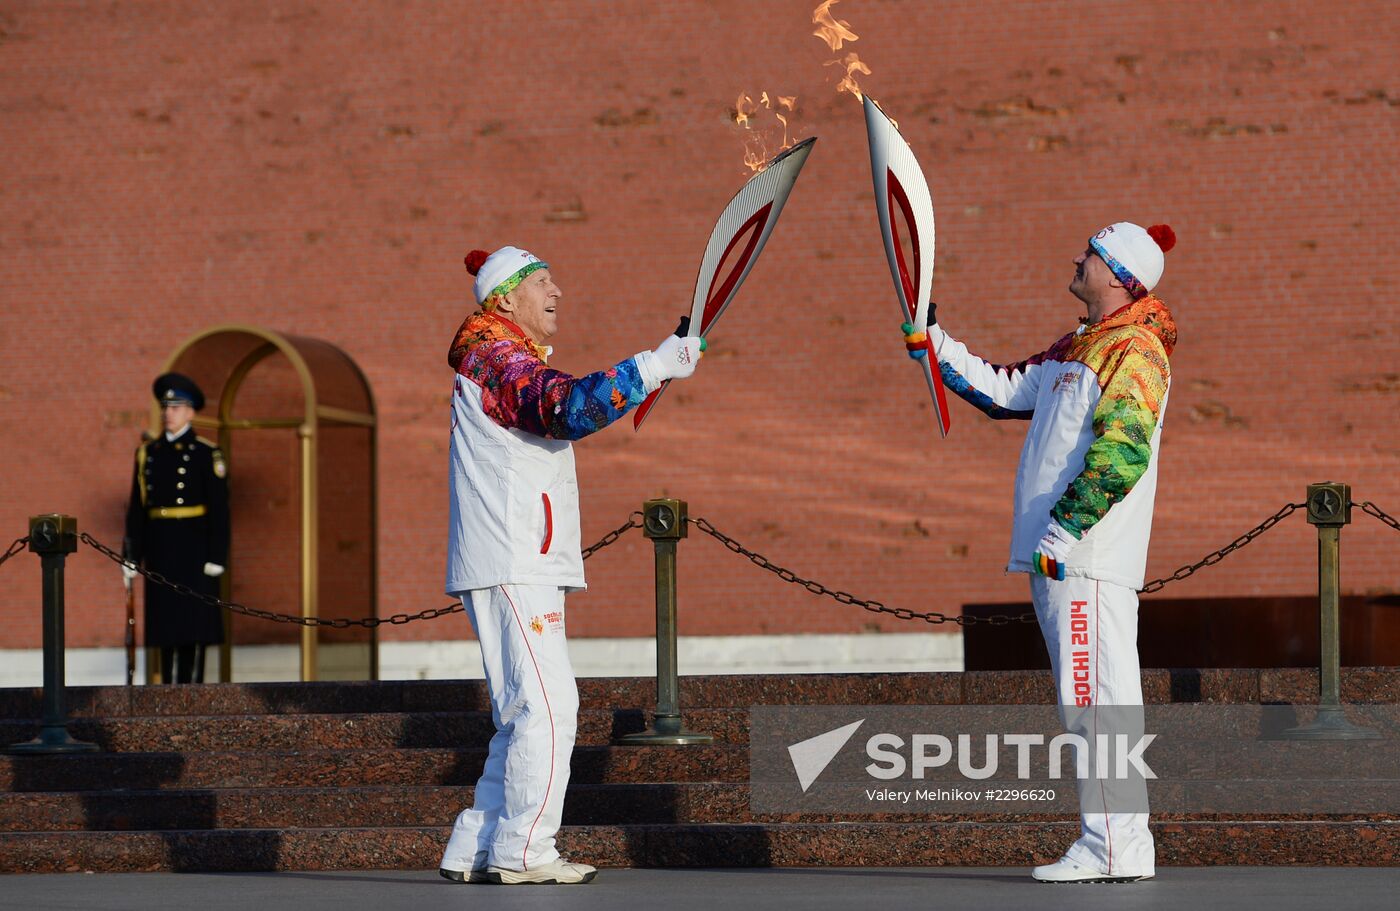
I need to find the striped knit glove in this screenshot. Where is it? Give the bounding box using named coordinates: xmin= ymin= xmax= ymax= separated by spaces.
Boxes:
xmin=900 ymin=323 xmax=930 ymax=360
xmin=899 ymin=303 xmax=939 ymax=359
xmin=1031 ymin=521 xmax=1078 ymax=581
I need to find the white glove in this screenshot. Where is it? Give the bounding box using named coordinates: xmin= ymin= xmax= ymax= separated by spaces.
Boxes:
xmin=635 ymin=334 xmax=705 ymax=393
xmin=203 ymin=562 xmax=225 ymax=578
xmin=122 ymin=561 xmax=138 ymax=584
xmin=1031 ymin=521 xmax=1078 ymax=581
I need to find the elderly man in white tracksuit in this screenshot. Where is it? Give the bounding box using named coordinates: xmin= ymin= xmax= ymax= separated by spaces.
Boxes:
xmin=439 ymin=246 xmax=704 ymax=885
xmin=915 ymin=222 xmax=1179 ymax=883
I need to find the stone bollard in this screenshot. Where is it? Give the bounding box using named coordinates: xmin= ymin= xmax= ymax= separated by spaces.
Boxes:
xmin=616 ymin=498 xmax=713 ymax=746
xmin=6 ymin=515 xmax=99 ymax=754
xmin=1281 ymin=483 xmax=1379 ymax=740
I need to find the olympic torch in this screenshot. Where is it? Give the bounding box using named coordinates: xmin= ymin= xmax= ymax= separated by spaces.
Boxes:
xmin=633 ymin=136 xmax=818 ymax=429
xmin=863 ymin=95 xmax=951 ymax=437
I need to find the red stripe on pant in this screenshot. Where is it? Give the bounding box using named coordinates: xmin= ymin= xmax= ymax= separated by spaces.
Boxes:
xmin=502 ymin=585 xmax=555 ymax=871
xmin=1093 ymin=580 xmax=1114 ymax=873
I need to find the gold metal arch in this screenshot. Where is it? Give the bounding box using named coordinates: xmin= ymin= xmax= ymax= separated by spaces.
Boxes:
xmin=152 ymin=324 xmax=378 ymax=683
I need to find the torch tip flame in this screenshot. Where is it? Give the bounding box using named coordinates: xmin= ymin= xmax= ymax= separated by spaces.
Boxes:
xmin=812 ymin=0 xmax=859 ymax=52
xmin=727 ymin=2 xmax=853 ymax=173
xmin=734 ymin=89 xmax=799 ymax=174
xmin=826 ymin=51 xmax=872 ymax=101
xmin=734 ymin=92 xmax=755 ymax=128
xmin=812 ymin=2 xmax=870 ymax=101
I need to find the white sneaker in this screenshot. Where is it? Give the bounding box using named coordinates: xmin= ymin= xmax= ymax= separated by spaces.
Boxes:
xmin=486 ymin=858 xmax=598 ymax=885
xmin=1032 ymin=856 xmax=1153 ymax=884
xmin=438 ymin=866 xmax=489 ymax=884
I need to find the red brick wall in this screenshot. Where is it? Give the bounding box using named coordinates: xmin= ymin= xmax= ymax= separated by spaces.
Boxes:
xmin=2 ymin=1 xmax=1396 ymax=651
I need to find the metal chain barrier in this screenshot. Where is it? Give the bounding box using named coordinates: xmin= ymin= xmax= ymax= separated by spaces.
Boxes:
xmin=1139 ymin=501 xmax=1305 ymax=594
xmin=690 ymin=501 xmax=1311 ymax=622
xmin=1357 ymin=500 xmax=1400 ymax=534
xmin=78 ymin=514 xmax=641 ymax=629
xmin=688 ymin=516 xmax=1036 ymax=626
xmin=15 ymin=498 xmax=1360 ymax=628
xmin=583 ymin=511 xmax=644 ymax=559
xmin=0 ymin=536 xmax=30 ymax=572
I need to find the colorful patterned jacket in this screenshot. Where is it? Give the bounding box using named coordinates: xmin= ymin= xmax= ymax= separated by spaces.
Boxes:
xmin=932 ymin=296 xmax=1177 ymax=589
xmin=444 ymin=311 xmax=657 ymax=593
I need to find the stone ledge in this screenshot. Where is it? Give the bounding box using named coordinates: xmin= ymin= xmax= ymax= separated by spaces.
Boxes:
xmin=1 ymin=668 xmax=1394 ymax=719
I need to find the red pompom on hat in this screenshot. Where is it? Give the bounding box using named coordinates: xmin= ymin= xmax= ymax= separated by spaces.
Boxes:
xmin=1147 ymin=224 xmax=1176 ymax=253
xmin=463 ymin=249 xmax=490 ymax=275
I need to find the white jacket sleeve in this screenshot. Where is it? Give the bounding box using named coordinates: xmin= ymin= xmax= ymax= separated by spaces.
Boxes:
xmin=930 ymin=323 xmax=1056 ymax=419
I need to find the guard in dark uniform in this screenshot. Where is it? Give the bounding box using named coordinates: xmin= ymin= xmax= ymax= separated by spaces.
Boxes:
xmin=123 ymin=373 xmax=229 ymax=684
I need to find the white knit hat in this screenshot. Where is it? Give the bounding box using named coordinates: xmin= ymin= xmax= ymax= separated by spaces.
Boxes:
xmin=464 ymin=246 xmax=549 ymax=306
xmin=1088 ymin=222 xmax=1176 ymax=297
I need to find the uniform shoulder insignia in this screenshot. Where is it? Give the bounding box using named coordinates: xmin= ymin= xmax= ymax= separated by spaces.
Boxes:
xmin=197 ymin=436 xmax=219 ymax=449
xmin=212 ymin=448 xmax=228 ymax=479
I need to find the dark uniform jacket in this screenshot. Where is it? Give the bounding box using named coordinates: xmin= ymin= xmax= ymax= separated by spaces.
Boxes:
xmin=124 ymin=427 xmax=230 ymax=648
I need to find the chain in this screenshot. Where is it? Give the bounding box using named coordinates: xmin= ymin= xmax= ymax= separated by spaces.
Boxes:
xmin=78 ymin=515 xmax=640 ymax=629
xmin=24 ymin=497 xmax=1343 ymax=627
xmin=691 ymin=501 xmax=1309 ymax=620
xmin=1357 ymin=501 xmax=1400 ymax=533
xmin=0 ymin=536 xmax=30 ymax=572
xmin=687 ymin=516 xmax=1037 ymax=626
xmin=1140 ymin=502 xmax=1303 ymax=594
xmin=582 ymin=512 xmax=643 ymax=559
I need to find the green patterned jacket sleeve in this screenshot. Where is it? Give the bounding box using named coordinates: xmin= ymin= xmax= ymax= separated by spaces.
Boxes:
xmin=1051 ymin=337 xmax=1170 ymax=539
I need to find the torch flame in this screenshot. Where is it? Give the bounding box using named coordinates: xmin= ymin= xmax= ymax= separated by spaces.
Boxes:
xmin=812 ymin=0 xmax=859 ymax=52
xmin=726 ymin=9 xmax=824 ymax=174
xmin=826 ymin=52 xmax=872 ymax=100
xmin=743 ymin=141 xmax=768 ymax=173
xmin=812 ymin=2 xmax=872 ymax=101
xmin=733 ymin=90 xmax=799 ymax=174
xmin=734 ymin=92 xmax=756 ymax=128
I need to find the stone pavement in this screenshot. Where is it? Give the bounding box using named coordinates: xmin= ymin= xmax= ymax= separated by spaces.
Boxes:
xmin=2 ymin=867 xmax=1398 ymax=911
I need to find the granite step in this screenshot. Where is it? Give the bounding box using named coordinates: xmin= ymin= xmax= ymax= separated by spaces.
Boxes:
xmin=3 ymin=667 xmax=1395 ymax=719
xmin=4 ymin=670 xmax=1398 ymax=874
xmin=3 ymin=703 xmax=1380 ymax=754
xmin=0 ymin=674 xmax=965 ymax=718
xmin=0 ymin=784 xmax=745 ymax=832
xmin=2 ymin=820 xmax=1398 ymax=874
xmin=3 ymin=784 xmax=1390 ymax=833
xmin=0 ymin=708 xmax=751 ymax=752
xmin=0 ymin=745 xmax=749 ymax=791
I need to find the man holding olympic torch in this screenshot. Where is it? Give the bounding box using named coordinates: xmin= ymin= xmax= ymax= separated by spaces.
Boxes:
xmin=438 ymin=246 xmax=704 ymax=886
xmin=920 ymin=222 xmax=1177 ymax=883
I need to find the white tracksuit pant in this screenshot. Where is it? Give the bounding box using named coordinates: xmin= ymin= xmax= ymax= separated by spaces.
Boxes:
xmin=1030 ymin=574 xmax=1155 ymax=877
xmin=440 ymin=584 xmax=579 ymax=872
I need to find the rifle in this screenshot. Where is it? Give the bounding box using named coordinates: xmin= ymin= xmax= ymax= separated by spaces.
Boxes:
xmin=122 ymin=536 xmax=137 ymax=686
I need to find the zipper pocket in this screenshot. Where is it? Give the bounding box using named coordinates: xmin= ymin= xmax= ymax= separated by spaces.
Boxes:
xmin=540 ymin=492 xmax=553 ymax=554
